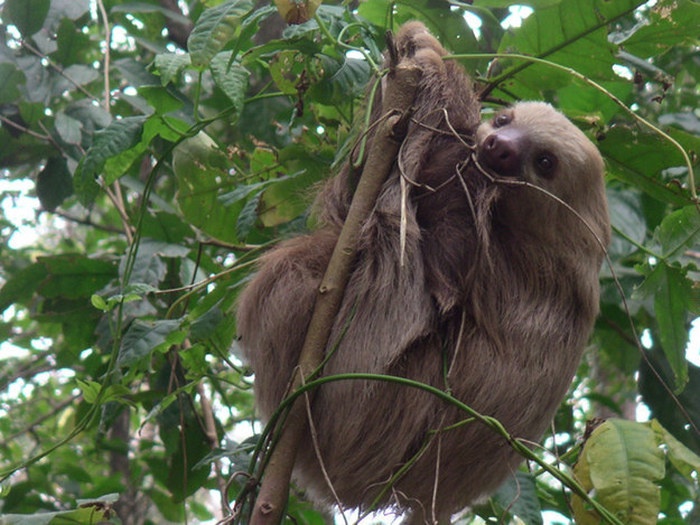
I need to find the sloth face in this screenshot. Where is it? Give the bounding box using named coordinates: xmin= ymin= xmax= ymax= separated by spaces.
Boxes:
xmin=475 ymin=102 xmax=608 ymax=244
xmin=476 ymin=102 xmax=603 ymax=187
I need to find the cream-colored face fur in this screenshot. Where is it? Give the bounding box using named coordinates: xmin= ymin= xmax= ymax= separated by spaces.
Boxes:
xmin=476 ymin=102 xmax=608 ymax=243
xmin=477 ymin=102 xmax=603 ymax=187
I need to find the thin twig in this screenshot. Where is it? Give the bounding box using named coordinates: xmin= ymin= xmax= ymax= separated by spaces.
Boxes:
xmin=248 ymin=56 xmax=422 ymax=525
xmin=0 ymin=114 xmax=51 ymax=141
xmin=20 ymin=40 xmax=99 ymax=102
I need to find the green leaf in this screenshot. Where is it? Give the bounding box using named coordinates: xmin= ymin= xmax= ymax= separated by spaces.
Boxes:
xmin=493 ymin=0 xmax=646 ymax=98
xmin=2 ymin=0 xmax=50 ymax=37
xmin=309 ymin=55 xmax=372 ymax=104
xmin=120 ymin=241 xmax=175 ymax=286
xmin=0 ymin=263 xmax=50 ymax=313
xmin=138 ymin=85 xmax=185 ymax=115
xmin=90 ymin=294 xmax=108 ymax=312
xmin=147 ymin=487 xmax=186 ymax=522
xmin=474 ymin=0 xmax=560 ymax=6
xmin=37 ymin=255 xmax=118 ymax=300
xmin=258 ymin=145 xmax=332 ymax=227
xmin=557 ymin=80 xmax=633 ymax=123
xmin=166 ymin=412 xmax=212 ymax=502
xmin=73 ymin=116 xmax=147 ymax=205
xmin=36 ymin=157 xmax=74 ymax=212
xmin=619 ymin=0 xmax=700 ymax=58
xmin=53 ymin=17 xmax=92 ymax=67
xmin=173 ymin=132 xmax=243 ymax=243
xmin=236 ymin=189 xmax=263 ymax=239
xmin=637 ymin=263 xmax=691 ymax=390
xmin=101 ymin=384 xmax=133 ymax=404
xmin=77 ymin=380 xmax=130 ymax=406
xmin=639 ymin=352 xmax=700 ymax=455
xmin=189 ymin=306 xmax=224 ymax=342
xmin=268 ymin=49 xmax=308 ymax=95
xmin=573 ymin=419 xmax=665 ymax=525
xmin=118 ymin=319 xmax=186 ymax=367
xmin=0 ymin=63 xmax=25 ymax=104
xmin=64 ymin=99 xmax=112 ymax=130
xmin=599 ymin=127 xmax=693 ymax=207
xmin=139 ymin=211 xmax=196 ymax=244
xmin=188 ymin=0 xmax=254 ymax=68
xmin=210 ymin=51 xmax=249 ymax=112
xmin=219 ymin=176 xmax=279 ymax=206
xmin=487 ymin=471 xmax=542 ymax=524
xmin=153 ymin=53 xmax=192 ymax=85
xmin=607 ymin=189 xmax=646 ymax=259
xmin=54 ymin=111 xmax=83 ymax=145
xmin=53 ymin=65 xmax=99 ymax=93
xmin=657 ymin=206 xmax=700 ymax=264
xmin=650 ymin=419 xmax=700 ymax=482
xmin=141 ymin=112 xmax=190 ymax=144
xmin=76 ymin=379 xmax=102 ymax=404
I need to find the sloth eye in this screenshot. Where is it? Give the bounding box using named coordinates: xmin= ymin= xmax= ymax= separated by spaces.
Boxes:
xmin=493 ymin=112 xmax=511 ymax=128
xmin=535 ymin=152 xmax=557 ymax=178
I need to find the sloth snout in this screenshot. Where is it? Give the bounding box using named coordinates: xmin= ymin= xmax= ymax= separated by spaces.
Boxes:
xmin=479 ymin=130 xmax=524 ymax=177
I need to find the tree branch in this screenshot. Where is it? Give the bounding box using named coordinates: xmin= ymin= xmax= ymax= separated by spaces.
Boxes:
xmin=248 ymin=48 xmax=423 ymax=525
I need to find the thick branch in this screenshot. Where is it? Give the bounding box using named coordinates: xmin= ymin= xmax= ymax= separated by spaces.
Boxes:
xmin=249 ymin=61 xmax=422 ymax=524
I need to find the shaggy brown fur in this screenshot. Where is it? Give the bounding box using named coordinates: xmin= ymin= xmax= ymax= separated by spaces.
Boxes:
xmin=236 ymin=22 xmax=610 ymax=523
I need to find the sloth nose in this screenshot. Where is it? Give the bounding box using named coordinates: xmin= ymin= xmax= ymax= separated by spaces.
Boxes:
xmin=479 ymin=131 xmax=523 ymax=177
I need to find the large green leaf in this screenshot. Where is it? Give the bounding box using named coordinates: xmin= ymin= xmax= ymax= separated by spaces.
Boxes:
xmin=650 ymin=420 xmax=700 ymax=482
xmin=188 ymin=0 xmax=254 ymax=68
xmin=118 ymin=319 xmax=186 ymax=367
xmin=492 ymin=0 xmax=646 ymax=99
xmin=0 ymin=255 xmax=116 ymax=315
xmin=36 ymin=156 xmax=74 ymax=212
xmin=657 ymin=206 xmax=700 ymax=265
xmin=258 ymin=145 xmax=332 ymax=227
xmin=599 ymin=127 xmax=693 ymax=207
xmin=633 ymin=206 xmax=700 ymax=388
xmin=37 ymin=255 xmax=118 ymax=300
xmin=153 ymin=53 xmax=192 ymax=86
xmin=474 ymin=0 xmax=560 ymax=5
xmin=619 ymin=0 xmax=700 ymax=58
xmin=573 ymin=419 xmax=665 ymax=525
xmin=52 ymin=17 xmax=92 ymax=67
xmin=53 ymin=111 xmax=83 ymax=145
xmin=2 ymin=0 xmax=50 ymax=38
xmin=637 ymin=263 xmax=692 ymax=389
xmin=0 ymin=263 xmax=48 ymax=313
xmin=606 ymin=188 xmax=647 ymax=259
xmin=0 ymin=63 xmax=25 ymax=104
xmin=164 ymin=407 xmax=213 ymax=502
xmin=173 ymin=132 xmax=243 ymax=243
xmin=485 ymin=471 xmax=542 ymax=525
xmin=73 ymin=116 xmax=147 ymax=205
xmin=309 ymin=55 xmax=372 ymax=104
xmin=639 ymin=352 xmax=700 ymax=455
xmin=210 ymin=51 xmax=250 ymax=112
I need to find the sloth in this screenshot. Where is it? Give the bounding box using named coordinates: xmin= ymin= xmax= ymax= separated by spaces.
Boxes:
xmin=236 ymin=22 xmax=610 ymax=524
